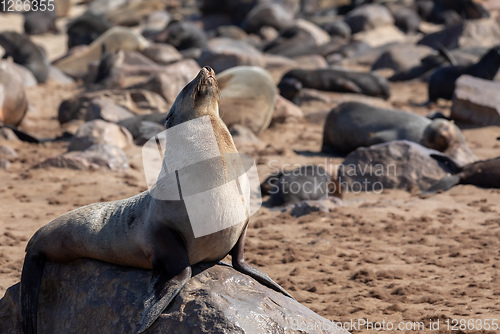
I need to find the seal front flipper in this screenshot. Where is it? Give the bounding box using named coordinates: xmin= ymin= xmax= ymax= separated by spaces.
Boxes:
xmin=135 ymin=230 xmax=192 ymax=334
xmin=21 ymin=249 xmax=46 ymax=334
xmin=230 ymin=225 xmax=294 ymax=300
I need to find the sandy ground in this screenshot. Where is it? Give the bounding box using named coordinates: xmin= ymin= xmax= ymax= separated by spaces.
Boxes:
xmin=1 ymin=10 xmax=500 ymax=334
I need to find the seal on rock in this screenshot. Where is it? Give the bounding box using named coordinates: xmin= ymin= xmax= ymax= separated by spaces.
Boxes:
xmin=0 ymin=31 xmax=50 ymax=83
xmin=321 ymin=101 xmax=477 ymax=165
xmin=20 ymin=66 xmax=292 ymax=334
xmin=427 ymin=45 xmax=500 ymax=102
xmin=421 ymin=155 xmax=500 ymax=195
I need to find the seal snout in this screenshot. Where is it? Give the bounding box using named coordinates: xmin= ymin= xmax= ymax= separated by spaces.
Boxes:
xmin=200 ymin=66 xmax=216 ymax=85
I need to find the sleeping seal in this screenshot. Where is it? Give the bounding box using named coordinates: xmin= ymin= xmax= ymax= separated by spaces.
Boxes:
xmin=321 ymin=102 xmax=477 ymax=165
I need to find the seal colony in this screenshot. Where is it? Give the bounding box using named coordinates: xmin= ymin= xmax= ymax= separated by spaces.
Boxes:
xmin=20 ymin=67 xmax=292 ymax=334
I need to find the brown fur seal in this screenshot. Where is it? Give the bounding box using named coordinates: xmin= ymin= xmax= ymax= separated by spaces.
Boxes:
xmin=0 ymin=61 xmax=28 ymax=127
xmin=421 ymin=155 xmax=500 ymax=195
xmin=0 ymin=31 xmax=49 ymax=83
xmin=20 ymin=66 xmax=292 ymax=334
xmin=322 ymin=102 xmax=477 ymax=166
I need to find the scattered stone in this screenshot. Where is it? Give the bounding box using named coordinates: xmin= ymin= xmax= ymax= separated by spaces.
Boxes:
xmin=33 ymin=155 xmax=100 ymax=170
xmin=47 ymin=65 xmax=75 ymax=84
xmin=291 ymin=54 xmax=328 ymax=69
xmin=75 ymin=144 xmax=129 ymax=170
xmin=451 ymin=75 xmax=500 ymax=126
xmin=0 ymin=261 xmax=347 ymax=334
xmin=372 ymin=44 xmax=433 ymax=72
xmin=295 ymin=19 xmax=331 ymax=46
xmin=198 ymin=38 xmax=265 ymax=73
xmin=339 ymin=141 xmax=451 ymax=192
xmin=0 ymin=128 xmax=20 ymax=142
xmin=218 ymin=66 xmax=276 ymax=135
xmin=1 ymin=61 xmax=38 ymax=87
xmin=58 ymin=89 xmax=168 ymax=124
xmin=85 ymin=98 xmax=136 ymax=123
xmin=0 ymin=158 xmax=11 ymax=170
xmin=344 ymin=4 xmax=394 ymax=34
xmin=0 ymin=146 xmax=17 ymax=161
xmin=272 ymin=95 xmax=304 ymax=124
xmin=418 ymin=18 xmax=500 ymax=50
xmin=289 ymin=198 xmax=344 ymax=218
xmin=140 ymin=43 xmax=182 ymax=65
xmin=241 ymin=3 xmax=294 ymax=33
xmin=68 ymin=120 xmax=133 ymax=152
xmin=352 ymin=25 xmax=406 ymax=48
xmin=130 ymin=59 xmax=201 ymax=106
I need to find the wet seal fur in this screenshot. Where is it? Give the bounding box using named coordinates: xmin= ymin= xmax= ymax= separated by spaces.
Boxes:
xmin=279 ymin=68 xmax=390 ymax=101
xmin=421 ymin=155 xmax=500 ymax=195
xmin=321 ymin=102 xmax=477 ymax=165
xmin=20 ymin=66 xmax=293 ymax=334
xmin=0 ymin=31 xmax=50 ymax=83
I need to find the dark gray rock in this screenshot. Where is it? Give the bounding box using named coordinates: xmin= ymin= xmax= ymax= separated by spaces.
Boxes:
xmin=451 ymin=75 xmax=500 ymax=126
xmin=0 ymin=261 xmax=347 ymax=334
xmin=338 ymin=141 xmax=451 ymax=192
xmin=85 ymin=98 xmax=135 ymax=123
xmin=68 ymin=119 xmax=133 ymax=152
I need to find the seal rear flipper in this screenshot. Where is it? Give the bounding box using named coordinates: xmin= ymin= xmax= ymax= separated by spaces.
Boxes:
xmin=21 ymin=251 xmax=46 ymax=334
xmin=420 ymin=174 xmax=461 ymax=196
xmin=136 ymin=266 xmax=191 ymax=333
xmin=230 ymin=225 xmax=294 ymax=300
xmin=430 ymin=154 xmax=462 ymax=173
xmin=0 ymin=125 xmax=40 ymax=143
xmin=135 ymin=230 xmax=191 ymax=334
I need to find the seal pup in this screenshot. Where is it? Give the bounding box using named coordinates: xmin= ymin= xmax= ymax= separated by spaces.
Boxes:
xmin=279 ymin=68 xmax=391 ymax=100
xmin=0 ymin=31 xmax=50 ymax=83
xmin=427 ymin=45 xmax=500 ymax=102
xmin=321 ymin=102 xmax=477 ymax=166
xmin=421 ymin=155 xmax=500 ymax=195
xmin=20 ymin=66 xmax=292 ymax=334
